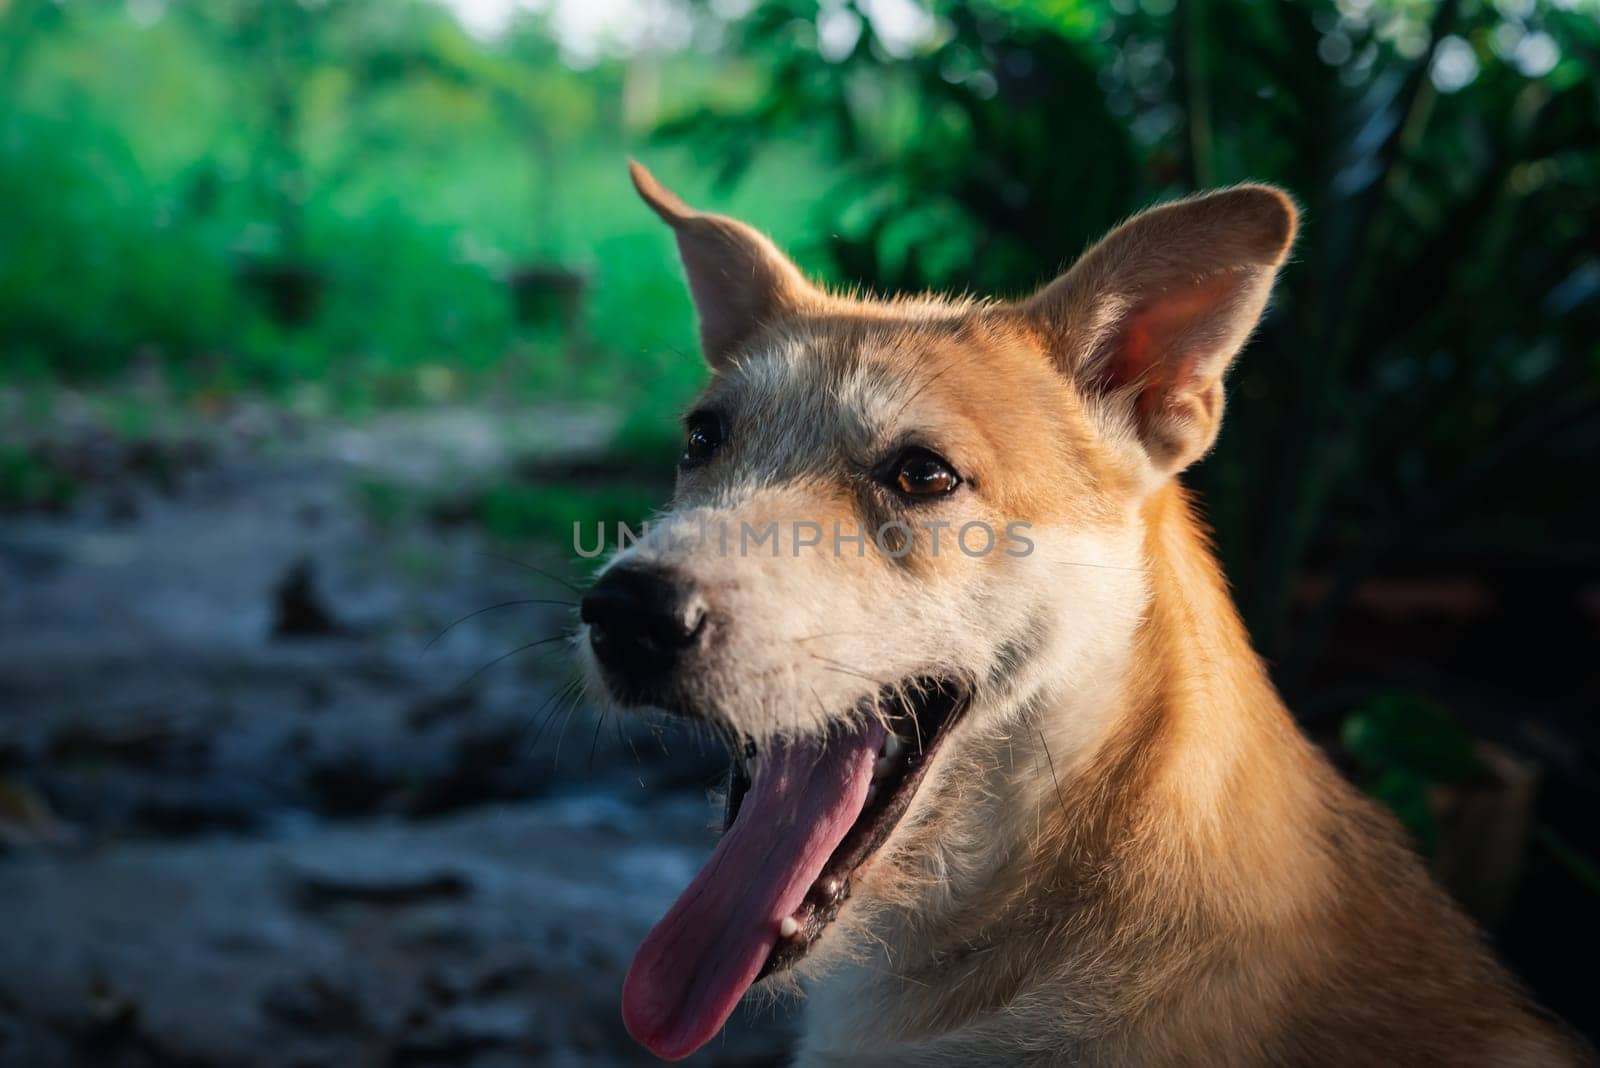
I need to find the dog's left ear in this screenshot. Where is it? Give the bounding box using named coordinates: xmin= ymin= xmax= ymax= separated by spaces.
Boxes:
xmin=1026 ymin=185 xmax=1297 ymax=477
xmin=630 ymin=160 xmax=821 ymax=368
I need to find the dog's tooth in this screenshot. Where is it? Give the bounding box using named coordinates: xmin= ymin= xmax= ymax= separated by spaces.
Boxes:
xmin=864 ymin=783 xmax=879 ymax=807
xmin=819 ymin=877 xmax=843 ymax=902
xmin=874 ymin=756 xmax=896 ymax=780
xmin=882 ymin=733 xmax=905 ymax=761
xmin=779 ymin=916 xmax=801 ymax=939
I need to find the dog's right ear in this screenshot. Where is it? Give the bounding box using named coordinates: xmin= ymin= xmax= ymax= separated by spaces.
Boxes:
xmin=630 ymin=161 xmax=820 ymax=368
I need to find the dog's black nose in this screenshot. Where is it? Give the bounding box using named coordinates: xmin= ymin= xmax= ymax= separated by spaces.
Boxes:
xmin=581 ymin=565 xmax=707 ymax=679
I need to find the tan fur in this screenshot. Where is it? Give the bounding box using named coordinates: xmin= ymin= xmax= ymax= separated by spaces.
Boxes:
xmin=595 ymin=165 xmax=1589 ymax=1066
xmin=800 ymin=487 xmax=1580 ymax=1066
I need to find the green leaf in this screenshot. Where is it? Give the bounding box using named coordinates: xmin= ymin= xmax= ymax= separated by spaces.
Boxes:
xmin=1341 ymin=693 xmax=1484 ymax=786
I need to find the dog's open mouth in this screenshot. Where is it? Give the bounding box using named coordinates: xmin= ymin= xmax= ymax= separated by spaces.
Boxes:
xmin=621 ymin=676 xmax=970 ymax=1060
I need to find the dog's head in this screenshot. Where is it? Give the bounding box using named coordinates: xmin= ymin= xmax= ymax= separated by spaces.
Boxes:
xmin=583 ymin=163 xmax=1295 ymax=1060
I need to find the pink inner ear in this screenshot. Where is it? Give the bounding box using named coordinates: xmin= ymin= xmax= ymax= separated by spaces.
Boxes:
xmin=1103 ymin=272 xmax=1244 ymax=416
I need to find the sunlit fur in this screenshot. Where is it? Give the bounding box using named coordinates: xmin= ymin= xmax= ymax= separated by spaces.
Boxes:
xmin=581 ymin=165 xmax=1587 ymax=1065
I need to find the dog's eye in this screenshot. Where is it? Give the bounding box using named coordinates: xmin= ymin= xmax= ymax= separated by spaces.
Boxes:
xmin=682 ymin=411 xmax=726 ymax=466
xmin=890 ymin=448 xmax=961 ymax=498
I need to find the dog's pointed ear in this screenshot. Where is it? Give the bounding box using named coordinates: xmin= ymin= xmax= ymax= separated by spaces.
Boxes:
xmin=630 ymin=160 xmax=820 ymax=367
xmin=1026 ymin=185 xmax=1296 ymax=477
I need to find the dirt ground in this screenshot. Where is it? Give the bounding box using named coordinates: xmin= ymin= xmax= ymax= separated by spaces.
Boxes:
xmin=0 ymin=395 xmax=793 ymax=1066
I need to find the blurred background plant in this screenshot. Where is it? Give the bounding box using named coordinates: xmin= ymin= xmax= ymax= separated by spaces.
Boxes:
xmin=1 ymin=0 xmax=1596 ymax=1060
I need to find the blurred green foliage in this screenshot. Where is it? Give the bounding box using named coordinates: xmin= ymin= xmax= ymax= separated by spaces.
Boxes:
xmin=1343 ymin=691 xmax=1485 ymax=851
xmin=0 ymin=0 xmax=823 ymax=426
xmin=355 ymin=474 xmax=663 ymax=558
xmin=472 ymin=482 xmax=663 ymax=546
xmin=1344 ymin=692 xmax=1485 ymax=784
xmin=0 ymin=443 xmax=79 ymax=512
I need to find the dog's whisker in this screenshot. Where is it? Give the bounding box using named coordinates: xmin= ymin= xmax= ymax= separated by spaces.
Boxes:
xmin=806 ymin=683 xmax=830 ymax=726
xmin=472 ymin=550 xmax=585 ymax=593
xmin=550 ymin=684 xmax=588 ymax=768
xmin=423 ymin=599 xmax=576 ymax=653
xmin=889 ymin=361 xmax=957 ymax=425
xmin=789 ymin=629 xmax=874 ymax=644
xmin=1046 ymin=559 xmax=1150 ymax=574
xmin=587 ymin=705 xmax=609 ymax=773
xmin=813 ymin=663 xmax=882 ymax=690
xmin=806 ymin=652 xmax=885 ymax=686
xmin=524 ymin=676 xmax=584 ymax=758
xmin=454 ymin=634 xmax=570 ymax=692
xmin=1034 ymin=727 xmax=1070 ymax=841
xmin=609 ymin=705 xmax=648 ymax=774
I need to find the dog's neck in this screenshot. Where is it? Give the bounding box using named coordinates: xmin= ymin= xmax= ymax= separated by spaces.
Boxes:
xmin=802 ymin=484 xmax=1339 ymax=1059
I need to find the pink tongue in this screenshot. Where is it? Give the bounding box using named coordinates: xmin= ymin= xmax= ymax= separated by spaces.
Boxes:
xmin=622 ymin=720 xmax=886 ymax=1060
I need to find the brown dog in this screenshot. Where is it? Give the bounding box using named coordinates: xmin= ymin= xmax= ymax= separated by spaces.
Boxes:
xmin=578 ymin=163 xmax=1585 ymax=1065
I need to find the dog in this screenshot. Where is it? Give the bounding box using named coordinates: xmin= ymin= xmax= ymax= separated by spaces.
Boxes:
xmin=577 ymin=162 xmax=1586 ymax=1065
